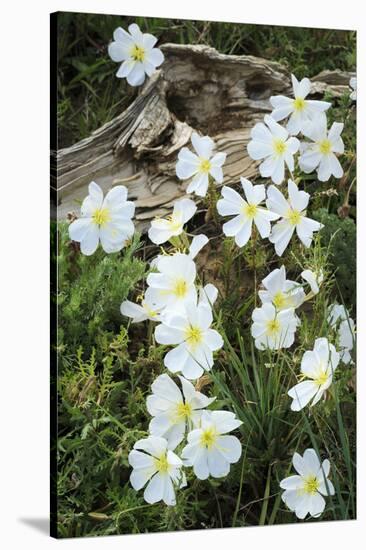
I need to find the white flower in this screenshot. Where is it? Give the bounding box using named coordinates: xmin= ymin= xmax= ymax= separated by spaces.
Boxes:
xmin=148 ymin=198 xmax=197 ymax=245
xmin=155 ymin=302 xmax=224 ymax=379
xmin=108 ymin=23 xmax=164 ymax=86
xmin=176 ymin=133 xmax=227 ymax=197
xmin=350 ymin=76 xmax=357 ymax=101
xmin=301 ymin=269 xmax=324 ymax=295
xmin=217 ymin=178 xmax=279 ymax=247
xmin=266 ymin=179 xmax=323 ymax=256
xmin=288 ymin=338 xmax=339 ymax=411
xmin=181 ymin=411 xmax=242 ymax=480
xmin=129 ymin=436 xmax=184 ymax=506
xmin=120 ymin=288 xmax=161 ymax=323
xmin=339 ymin=318 xmax=355 ymax=364
xmin=146 ymin=252 xmax=197 ymax=314
xmin=280 ymin=448 xmax=335 ymax=519
xmin=69 ymin=182 xmax=135 ymax=256
xmin=247 ymin=115 xmax=300 ymax=185
xmin=299 ymin=116 xmax=344 ymax=181
xmin=146 ymin=374 xmax=215 ymax=449
xmin=259 ymin=265 xmax=305 ymax=310
xmin=251 ymin=302 xmax=298 ymax=350
xmin=270 ymin=74 xmax=331 ymax=135
xmin=327 ymin=304 xmax=355 ymax=365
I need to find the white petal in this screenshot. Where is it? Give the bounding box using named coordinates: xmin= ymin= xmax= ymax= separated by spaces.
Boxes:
xmin=205 ymin=329 xmax=224 ymax=351
xmin=126 ymin=62 xmax=146 ymax=86
xmin=155 ymin=323 xmax=185 ymax=345
xmin=80 ymin=224 xmax=99 ymax=256
xmin=266 ymin=185 xmax=290 ymax=216
xmin=235 ymin=219 xmax=253 ymax=247
xmin=134 ymin=436 xmax=167 ymax=457
xmin=69 ymin=218 xmax=92 ymax=243
xmin=288 ymin=179 xmax=309 ymax=211
xmin=207 ymin=447 xmax=230 ymax=478
xmin=189 ymin=234 xmax=208 ymax=260
xmin=108 ymin=41 xmax=130 ymax=62
xmin=120 ymin=300 xmax=146 ymax=323
xmin=164 ymin=344 xmax=190 ymax=374
xmin=116 ymin=59 xmax=135 ymax=78
xmin=146 ymin=47 xmax=164 ymax=68
xmin=288 ymin=380 xmax=318 ymax=411
xmin=187 ymin=172 xmax=209 ymax=197
xmin=216 ymin=435 xmax=242 ymax=463
xmin=222 ymin=214 xmax=245 ymax=237
xmin=191 ymin=133 xmax=214 ymax=158
xmin=143 ymin=472 xmax=165 ymax=504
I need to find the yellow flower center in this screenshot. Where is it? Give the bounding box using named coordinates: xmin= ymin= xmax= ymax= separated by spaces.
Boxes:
xmin=175 ymin=402 xmax=193 ymax=420
xmin=92 ymin=207 xmax=111 ymax=227
xmin=318 ymin=139 xmax=332 ymax=155
xmin=167 ymin=214 xmax=183 ymax=232
xmin=303 ymin=476 xmax=319 ymax=495
xmin=200 ymin=427 xmax=217 ymax=449
xmin=243 ymin=203 xmax=258 ymax=219
xmin=293 ymin=97 xmax=306 ymax=112
xmin=172 ymin=278 xmax=188 ymax=298
xmin=131 ymin=44 xmax=146 ymax=62
xmin=266 ymin=319 xmax=281 ymax=336
xmin=143 ymin=303 xmax=157 ymax=318
xmin=273 ymin=291 xmax=286 ymax=309
xmin=185 ymin=325 xmax=203 ymax=349
xmin=154 ymin=453 xmax=169 ymax=473
xmin=287 ymin=209 xmax=302 ymax=226
xmin=273 ymin=139 xmax=287 ymax=156
xmin=315 ymin=371 xmax=328 ymax=386
xmin=199 ymin=158 xmax=211 ymax=174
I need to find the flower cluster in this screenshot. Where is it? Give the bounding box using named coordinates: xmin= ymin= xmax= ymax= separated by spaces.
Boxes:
xmin=120 ymin=184 xmax=242 ymax=505
xmin=247 ymin=75 xmax=344 ymax=185
xmin=67 ymin=24 xmax=356 ymax=521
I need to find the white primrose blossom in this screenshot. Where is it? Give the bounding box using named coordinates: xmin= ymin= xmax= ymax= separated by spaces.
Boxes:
xmin=176 ymin=132 xmax=226 ymax=197
xmin=146 ymin=252 xmax=197 ymax=314
xmin=181 ymin=411 xmax=242 ymax=480
xmin=270 ymin=74 xmax=331 ymax=135
xmin=280 ymin=448 xmax=335 ymax=519
xmin=301 ymin=269 xmax=324 ymax=296
xmin=129 ymin=436 xmax=185 ymax=506
xmin=327 ymin=304 xmax=355 ymax=365
xmin=69 ymin=181 xmax=135 ymax=256
xmin=108 ymin=23 xmax=164 ymax=86
xmin=147 ymin=374 xmax=215 ymax=449
xmin=148 ymin=198 xmax=197 ymax=245
xmin=288 ymin=338 xmax=339 ymax=411
xmin=155 ymin=302 xmax=224 ymax=379
xmin=299 ymin=116 xmax=344 ymax=181
xmin=251 ymin=302 xmax=298 ymax=350
xmin=266 ymin=179 xmax=323 ymax=256
xmin=217 ymin=178 xmax=279 ymax=247
xmin=349 ymin=76 xmax=357 ymax=101
xmin=259 ymin=265 xmax=305 ymax=310
xmin=121 ymin=288 xmax=162 ymax=323
xmin=247 ymin=115 xmax=300 ymax=185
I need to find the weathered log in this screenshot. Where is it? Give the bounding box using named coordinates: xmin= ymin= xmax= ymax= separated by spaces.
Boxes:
xmin=51 ymin=44 xmax=354 ymax=229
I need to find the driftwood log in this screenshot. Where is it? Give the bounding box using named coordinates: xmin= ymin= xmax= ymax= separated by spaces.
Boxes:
xmin=51 ymin=44 xmax=354 ymax=230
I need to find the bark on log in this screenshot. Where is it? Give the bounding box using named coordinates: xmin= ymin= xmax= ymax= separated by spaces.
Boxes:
xmin=51 ymin=44 xmax=354 ymax=230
